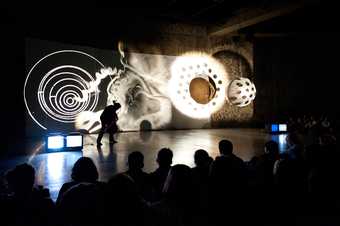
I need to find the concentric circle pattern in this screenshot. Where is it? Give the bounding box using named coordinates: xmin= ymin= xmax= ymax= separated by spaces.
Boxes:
xmin=37 ymin=66 xmax=98 ymax=123
xmin=24 ymin=50 xmax=104 ymax=130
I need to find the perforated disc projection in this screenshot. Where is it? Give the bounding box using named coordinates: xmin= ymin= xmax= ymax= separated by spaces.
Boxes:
xmin=24 ymin=50 xmax=104 ymax=130
xmin=169 ymin=53 xmax=229 ymax=118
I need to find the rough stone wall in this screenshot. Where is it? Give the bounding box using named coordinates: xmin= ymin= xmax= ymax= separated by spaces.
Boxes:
xmin=209 ymin=36 xmax=254 ymax=127
xmin=124 ymin=22 xmax=209 ymax=55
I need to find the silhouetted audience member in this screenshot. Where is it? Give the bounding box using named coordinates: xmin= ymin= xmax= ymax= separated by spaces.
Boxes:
xmin=56 ymin=157 xmax=103 ymax=204
xmin=304 ymin=143 xmax=322 ymax=170
xmin=286 ymin=132 xmax=304 ymax=161
xmin=103 ymin=173 xmax=149 ymax=226
xmin=125 ymin=151 xmax=152 ymax=201
xmin=246 ymin=141 xmax=281 ymax=223
xmin=2 ymin=121 xmax=339 ymax=226
xmin=191 ymin=149 xmax=212 ymax=225
xmin=218 ymin=139 xmax=244 ymax=163
xmin=151 ymin=164 xmax=197 ymax=226
xmin=209 ymin=140 xmax=246 ymax=226
xmin=214 ymin=139 xmax=245 ymax=181
xmin=306 ymin=135 xmax=340 ymax=214
xmin=1 ymin=163 xmax=55 ymax=226
xmin=255 ymin=140 xmax=280 ymax=187
xmin=273 ymin=151 xmax=307 ymax=218
xmin=192 ymin=149 xmax=212 ymax=188
xmin=150 ymin=148 xmax=173 ymax=202
xmin=58 ymin=182 xmax=103 ymax=226
xmin=192 ymin=149 xmax=212 ymax=182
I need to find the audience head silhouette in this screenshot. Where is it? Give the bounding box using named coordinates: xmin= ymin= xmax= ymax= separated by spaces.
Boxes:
xmin=157 ymin=148 xmax=173 ymax=168
xmin=163 ymin=164 xmax=193 ymax=200
xmin=194 ymin=149 xmax=210 ymax=167
xmin=264 ymin=140 xmax=279 ymax=159
xmin=107 ymin=173 xmax=138 ymax=198
xmin=71 ymin=157 xmax=98 ymax=183
xmin=6 ymin=163 xmax=35 ymax=195
xmin=286 ymin=132 xmax=302 ymax=146
xmin=219 ymin=139 xmax=233 ymax=155
xmin=59 ymin=183 xmax=101 ymax=226
xmin=128 ymin=151 xmax=144 ymax=170
xmin=105 ymin=173 xmax=145 ymax=226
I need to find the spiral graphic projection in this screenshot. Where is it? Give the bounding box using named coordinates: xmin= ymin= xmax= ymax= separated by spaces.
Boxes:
xmin=24 ymin=50 xmax=104 ymax=130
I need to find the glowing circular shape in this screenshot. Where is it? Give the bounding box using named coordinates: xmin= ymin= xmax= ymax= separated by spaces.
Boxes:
xmin=226 ymin=77 xmax=256 ymax=107
xmin=169 ymin=53 xmax=229 ymax=118
xmin=189 ymin=77 xmax=216 ymax=104
xmin=24 ymin=50 xmax=104 ymax=130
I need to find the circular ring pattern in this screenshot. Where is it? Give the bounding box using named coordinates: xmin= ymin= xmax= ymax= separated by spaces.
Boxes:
xmin=169 ymin=53 xmax=229 ymax=118
xmin=24 ymin=50 xmax=104 ymax=130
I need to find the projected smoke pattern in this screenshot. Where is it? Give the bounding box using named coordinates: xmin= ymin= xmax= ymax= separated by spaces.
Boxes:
xmin=24 ymin=41 xmax=256 ymax=133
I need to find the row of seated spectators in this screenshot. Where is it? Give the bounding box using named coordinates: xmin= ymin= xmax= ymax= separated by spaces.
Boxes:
xmin=1 ymin=134 xmax=339 ymax=226
xmin=286 ymin=114 xmax=337 ymax=151
xmin=286 ymin=114 xmax=334 ymax=134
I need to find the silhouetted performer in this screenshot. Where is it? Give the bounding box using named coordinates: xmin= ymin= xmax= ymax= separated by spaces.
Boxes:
xmin=97 ymin=101 xmax=121 ymax=146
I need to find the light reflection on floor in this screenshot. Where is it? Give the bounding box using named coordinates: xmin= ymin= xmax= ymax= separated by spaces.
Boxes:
xmin=0 ymin=129 xmax=287 ymax=201
xmin=272 ymin=134 xmax=288 ymax=153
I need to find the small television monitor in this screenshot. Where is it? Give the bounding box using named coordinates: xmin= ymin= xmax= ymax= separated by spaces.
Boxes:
xmin=47 ymin=135 xmax=64 ymax=149
xmin=271 ymin=124 xmax=279 ymax=132
xmin=279 ymin=124 xmax=287 ymax=132
xmin=66 ymin=134 xmax=83 ymax=148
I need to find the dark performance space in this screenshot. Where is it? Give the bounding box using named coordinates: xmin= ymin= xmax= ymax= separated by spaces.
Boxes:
xmin=1 ymin=1 xmax=340 ymax=226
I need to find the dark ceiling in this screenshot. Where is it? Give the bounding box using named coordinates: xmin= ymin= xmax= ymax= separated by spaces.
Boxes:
xmin=1 ymin=0 xmax=338 ymax=49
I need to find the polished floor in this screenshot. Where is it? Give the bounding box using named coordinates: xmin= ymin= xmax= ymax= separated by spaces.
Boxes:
xmin=0 ymin=128 xmax=287 ymax=201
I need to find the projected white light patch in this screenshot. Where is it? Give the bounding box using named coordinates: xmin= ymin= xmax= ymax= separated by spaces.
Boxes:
xmin=169 ymin=53 xmax=229 ymax=118
xmin=47 ymin=135 xmax=64 ymax=149
xmin=66 ymin=135 xmax=83 ymax=147
xmin=279 ymin=124 xmax=287 ymax=132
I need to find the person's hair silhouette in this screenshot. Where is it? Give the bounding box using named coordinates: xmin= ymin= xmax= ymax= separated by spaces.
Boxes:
xmin=194 ymin=149 xmax=210 ymax=167
xmin=163 ymin=164 xmax=193 ymax=199
xmin=264 ymin=140 xmax=279 ymax=160
xmin=71 ymin=157 xmax=99 ymax=183
xmin=6 ymin=163 xmax=35 ymax=195
xmin=157 ymin=148 xmax=173 ymax=168
xmin=127 ymin=151 xmax=144 ymax=170
xmin=219 ymin=139 xmax=233 ymax=155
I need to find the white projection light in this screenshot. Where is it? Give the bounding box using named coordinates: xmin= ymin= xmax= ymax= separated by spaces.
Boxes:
xmin=66 ymin=135 xmax=83 ymax=148
xmin=46 ymin=133 xmax=83 ymax=152
xmin=47 ymin=135 xmax=64 ymax=149
xmin=279 ymin=124 xmax=287 ymax=132
xmin=169 ymin=52 xmax=229 ymax=119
